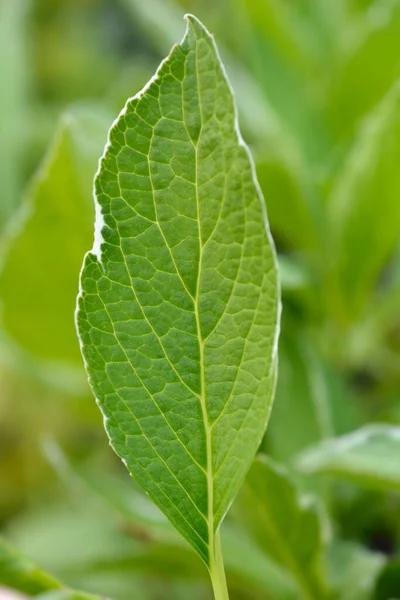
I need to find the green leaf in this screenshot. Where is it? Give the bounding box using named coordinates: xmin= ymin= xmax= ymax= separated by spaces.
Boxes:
xmin=0 ymin=0 xmax=28 ymax=228
xmin=328 ymin=82 xmax=400 ymax=323
xmin=0 ymin=107 xmax=110 ymax=368
xmin=76 ymin=12 xmax=279 ymax=581
xmin=0 ymin=536 xmax=60 ymax=596
xmin=36 ymin=592 xmax=104 ymax=600
xmin=296 ymin=424 xmax=400 ymax=491
xmin=235 ymin=455 xmax=329 ymax=600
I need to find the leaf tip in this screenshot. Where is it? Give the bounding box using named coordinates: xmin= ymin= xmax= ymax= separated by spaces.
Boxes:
xmin=183 ymin=13 xmax=213 ymax=40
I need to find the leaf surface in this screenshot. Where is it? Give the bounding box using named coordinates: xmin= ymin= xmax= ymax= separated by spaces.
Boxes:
xmin=76 ymin=15 xmax=279 ymax=567
xmin=297 ymin=424 xmax=400 ymax=491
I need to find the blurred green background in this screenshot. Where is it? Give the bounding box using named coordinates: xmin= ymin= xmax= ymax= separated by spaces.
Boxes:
xmin=1 ymin=0 xmax=400 ymax=598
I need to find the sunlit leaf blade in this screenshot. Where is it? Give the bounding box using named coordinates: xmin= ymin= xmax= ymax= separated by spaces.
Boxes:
xmin=297 ymin=424 xmax=400 ymax=491
xmin=76 ymin=14 xmax=279 ymax=567
xmin=328 ymin=82 xmax=400 ymax=322
xmin=236 ymin=455 xmax=329 ymax=599
xmin=0 ymin=108 xmax=110 ymax=365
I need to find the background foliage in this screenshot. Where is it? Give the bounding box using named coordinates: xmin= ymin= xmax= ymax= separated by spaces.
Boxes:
xmin=1 ymin=0 xmax=400 ymax=598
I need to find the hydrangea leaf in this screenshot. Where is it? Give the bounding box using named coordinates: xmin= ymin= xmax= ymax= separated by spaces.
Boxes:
xmin=76 ymin=12 xmax=279 ymax=577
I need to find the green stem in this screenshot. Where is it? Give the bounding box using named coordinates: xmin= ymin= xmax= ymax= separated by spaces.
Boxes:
xmin=210 ymin=531 xmax=229 ymax=600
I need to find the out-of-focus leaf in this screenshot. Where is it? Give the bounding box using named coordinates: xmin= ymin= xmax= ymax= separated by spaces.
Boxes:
xmin=277 ymin=256 xmax=310 ymax=291
xmin=236 ymin=455 xmax=330 ymax=599
xmin=297 ymin=425 xmax=400 ymax=491
xmin=36 ymin=592 xmax=104 ymax=600
xmin=344 ymin=246 xmax=400 ymax=370
xmin=256 ymin=157 xmax=321 ymax=251
xmin=328 ymin=82 xmax=400 ymax=323
xmin=267 ymin=334 xmax=334 ymax=463
xmin=328 ymin=0 xmax=400 ymax=139
xmin=0 ymin=538 xmax=103 ymax=600
xmin=374 ymin=558 xmax=400 ymax=600
xmin=0 ymin=107 xmax=110 ymax=367
xmin=121 ymin=0 xmax=182 ymax=50
xmin=327 ymin=541 xmax=385 ymax=600
xmin=0 ymin=537 xmax=60 ymax=595
xmin=4 ymin=501 xmax=153 ymax=598
xmin=268 ymin=328 xmax=360 ymax=464
xmin=233 ymin=0 xmax=329 ymax=164
xmin=0 ymin=0 xmax=28 ymax=228
xmin=6 ymin=489 xmax=296 ymax=600
xmin=296 ymin=0 xmax=350 ymax=54
xmin=221 ymin=527 xmax=297 ymax=600
xmin=235 ymin=0 xmax=316 ymax=75
xmin=0 ymin=333 xmax=86 ymax=395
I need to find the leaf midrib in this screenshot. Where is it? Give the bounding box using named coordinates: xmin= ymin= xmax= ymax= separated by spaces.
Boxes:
xmin=190 ymin=36 xmax=215 ymax=566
